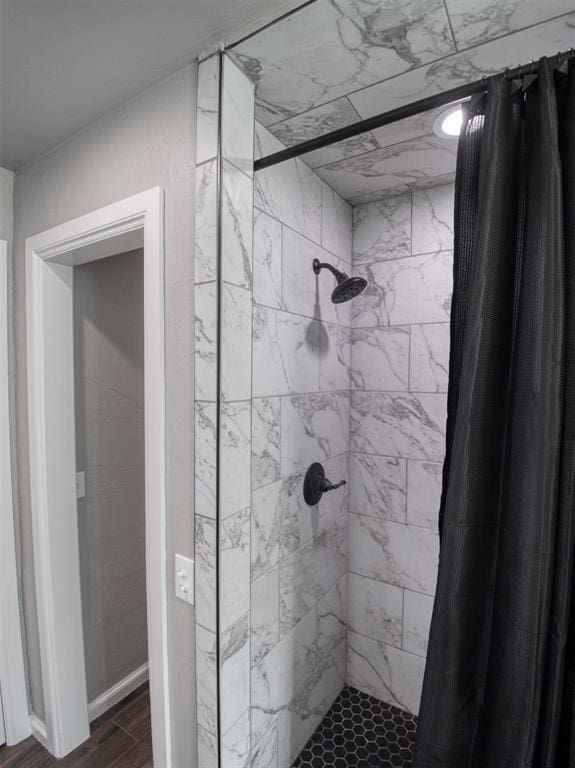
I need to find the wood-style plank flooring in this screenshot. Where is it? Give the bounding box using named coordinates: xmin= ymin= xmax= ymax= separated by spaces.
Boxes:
xmin=0 ymin=683 xmax=152 ymax=768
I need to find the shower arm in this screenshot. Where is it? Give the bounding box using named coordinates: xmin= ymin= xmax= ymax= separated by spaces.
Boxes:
xmin=312 ymin=258 xmax=346 ymax=281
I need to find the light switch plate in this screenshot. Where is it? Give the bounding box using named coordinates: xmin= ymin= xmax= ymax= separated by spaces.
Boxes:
xmin=76 ymin=471 xmax=86 ymax=499
xmin=175 ymin=554 xmax=194 ymax=605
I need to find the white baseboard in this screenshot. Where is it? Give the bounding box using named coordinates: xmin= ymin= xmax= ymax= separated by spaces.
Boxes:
xmin=30 ymin=714 xmax=50 ymax=750
xmin=88 ymin=662 xmax=149 ymax=722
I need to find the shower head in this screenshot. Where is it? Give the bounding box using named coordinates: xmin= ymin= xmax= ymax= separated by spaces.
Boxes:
xmin=313 ymin=258 xmax=367 ymax=304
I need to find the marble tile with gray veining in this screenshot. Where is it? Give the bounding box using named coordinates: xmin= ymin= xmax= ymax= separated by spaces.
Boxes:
xmin=221 ymin=284 xmax=252 ymax=402
xmin=198 ymin=724 xmax=219 ymax=768
xmin=255 ymin=126 xmax=322 ymax=243
xmin=351 ymin=390 xmax=446 ymax=461
xmin=251 ymin=593 xmax=345 ymax=766
xmin=352 ymin=250 xmax=453 ymax=328
xmin=196 ymin=55 xmax=220 ymax=165
xmin=280 ymin=453 xmax=349 ymax=559
xmin=349 ymin=513 xmax=439 ymax=594
xmin=253 ymin=208 xmax=282 ymax=309
xmin=352 ymin=193 xmax=411 ymax=264
xmin=254 ymin=120 xmax=286 ymax=159
xmin=347 ymin=630 xmax=425 ymax=714
xmin=321 ymin=453 xmax=351 ymax=522
xmin=251 ymin=565 xmax=280 ymax=668
xmin=321 ymin=181 xmax=353 ymax=263
xmin=445 ymin=0 xmax=575 ymax=49
xmin=320 ymin=322 xmax=351 ymax=393
xmin=349 ymin=453 xmax=406 ymax=522
xmin=195 ymin=515 xmax=217 ymax=633
xmin=221 ymin=613 xmax=250 ymax=735
xmin=277 ymin=639 xmax=345 ymax=768
xmin=403 ymin=589 xmax=434 ymax=657
xmin=222 ymin=160 xmax=253 ymax=289
xmin=195 ymin=159 xmax=218 ymax=283
xmin=280 ymin=516 xmax=347 ymax=635
xmin=251 ymin=480 xmax=281 ymax=579
xmin=407 ymin=459 xmax=442 ymax=530
xmin=348 ymin=185 xmax=411 ymax=207
xmin=269 ymin=97 xmax=361 ymax=148
xmin=281 ymin=392 xmax=350 ymax=476
xmin=195 ymin=282 xmax=218 ymax=401
xmin=350 ymin=14 xmax=575 ymax=120
xmin=351 ymin=326 xmax=409 ymax=391
xmin=231 ymin=0 xmax=454 ymax=124
xmin=316 ymin=134 xmax=458 ymax=201
xmin=281 ymin=226 xmax=351 ymax=327
xmin=347 ymin=572 xmax=403 ymax=647
xmin=222 ymin=709 xmax=250 ymax=768
xmin=222 ymin=55 xmax=255 ymax=176
xmin=195 ymin=401 xmax=217 ymax=519
xmin=252 ymin=396 xmax=281 ymax=490
xmin=251 ymin=720 xmax=278 ymax=768
xmin=252 ymin=305 xmax=320 ymax=398
xmin=317 ymin=575 xmax=347 ymax=652
xmin=412 ymin=183 xmax=455 ymax=256
xmin=220 ymin=401 xmax=251 ymax=518
xmin=409 ymin=323 xmax=450 ymax=393
xmin=303 ymin=133 xmax=381 ymax=170
xmin=221 ymin=508 xmax=251 ymax=631
xmin=370 ymin=104 xmax=446 ymax=150
xmin=196 ymin=625 xmax=218 ymax=734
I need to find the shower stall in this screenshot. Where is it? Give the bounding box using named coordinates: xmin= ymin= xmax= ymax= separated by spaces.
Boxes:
xmin=192 ymin=4 xmax=575 ymax=762
xmin=193 ymin=51 xmax=451 ymax=768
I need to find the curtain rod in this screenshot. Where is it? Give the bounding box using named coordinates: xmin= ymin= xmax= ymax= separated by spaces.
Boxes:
xmin=254 ymin=48 xmax=575 ymax=172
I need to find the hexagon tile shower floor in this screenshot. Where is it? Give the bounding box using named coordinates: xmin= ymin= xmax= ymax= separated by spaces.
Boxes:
xmin=291 ymin=687 xmax=417 ymax=768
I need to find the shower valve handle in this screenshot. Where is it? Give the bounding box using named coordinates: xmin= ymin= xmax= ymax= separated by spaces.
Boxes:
xmin=303 ymin=462 xmax=346 ymax=506
xmin=322 ymin=478 xmax=346 ymax=492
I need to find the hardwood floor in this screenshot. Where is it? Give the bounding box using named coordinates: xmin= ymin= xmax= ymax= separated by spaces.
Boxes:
xmin=0 ymin=684 xmax=152 ymax=768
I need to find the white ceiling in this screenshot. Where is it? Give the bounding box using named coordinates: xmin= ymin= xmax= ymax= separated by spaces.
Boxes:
xmin=0 ymin=0 xmax=310 ymax=170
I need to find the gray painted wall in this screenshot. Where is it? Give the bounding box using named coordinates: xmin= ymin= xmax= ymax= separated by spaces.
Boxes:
xmin=74 ymin=249 xmax=147 ymax=703
xmin=13 ymin=65 xmax=197 ymax=766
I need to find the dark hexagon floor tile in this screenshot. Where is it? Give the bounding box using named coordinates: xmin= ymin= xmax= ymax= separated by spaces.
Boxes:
xmin=291 ymin=686 xmax=417 ymax=768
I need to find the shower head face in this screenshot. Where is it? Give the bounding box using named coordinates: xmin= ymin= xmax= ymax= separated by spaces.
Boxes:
xmin=331 ymin=274 xmax=368 ymax=304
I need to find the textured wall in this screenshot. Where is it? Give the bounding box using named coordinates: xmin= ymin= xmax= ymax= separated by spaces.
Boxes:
xmin=346 ymin=182 xmax=454 ymax=713
xmin=74 ymin=249 xmax=147 ymax=703
xmin=249 ymin=122 xmax=352 ymax=768
xmin=13 ymin=65 xmax=197 ymax=766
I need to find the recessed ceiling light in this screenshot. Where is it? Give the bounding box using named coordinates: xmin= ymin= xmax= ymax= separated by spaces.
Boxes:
xmin=433 ymin=105 xmax=463 ymax=139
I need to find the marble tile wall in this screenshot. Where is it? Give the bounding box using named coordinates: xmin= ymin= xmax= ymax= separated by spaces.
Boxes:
xmin=346 ymin=181 xmax=454 ymax=714
xmin=194 ymin=54 xmax=256 ymax=768
xmin=250 ymin=121 xmax=352 ymax=768
xmin=230 ymin=1 xmax=575 ymax=203
xmin=194 ymin=53 xmax=221 ymax=768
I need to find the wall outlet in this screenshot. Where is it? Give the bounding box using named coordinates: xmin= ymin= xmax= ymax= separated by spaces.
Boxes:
xmin=76 ymin=471 xmax=86 ymax=499
xmin=175 ymin=554 xmax=194 ymax=605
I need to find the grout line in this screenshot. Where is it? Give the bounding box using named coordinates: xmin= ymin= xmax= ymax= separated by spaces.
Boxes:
xmin=253 ymin=203 xmax=353 ymax=268
xmin=348 ymin=626 xmax=427 ymax=661
xmin=442 ymin=0 xmax=459 ymax=53
xmin=348 ymin=510 xmax=438 ymax=534
xmin=260 ymin=10 xmax=575 ymax=137
xmin=346 ymin=571 xmax=435 ymax=603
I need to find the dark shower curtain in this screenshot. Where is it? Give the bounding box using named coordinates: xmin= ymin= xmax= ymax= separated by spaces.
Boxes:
xmin=414 ymin=57 xmax=575 ymax=768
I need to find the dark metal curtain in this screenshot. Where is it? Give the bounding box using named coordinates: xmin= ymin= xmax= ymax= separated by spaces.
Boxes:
xmin=414 ymin=57 xmax=575 ymax=768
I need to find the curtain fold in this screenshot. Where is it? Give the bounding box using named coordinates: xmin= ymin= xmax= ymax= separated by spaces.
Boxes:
xmin=414 ymin=57 xmax=575 ymax=768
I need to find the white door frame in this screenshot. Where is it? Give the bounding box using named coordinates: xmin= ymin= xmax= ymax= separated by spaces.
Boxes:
xmin=0 ymin=239 xmax=31 ymax=747
xmin=25 ymin=189 xmax=172 ymax=764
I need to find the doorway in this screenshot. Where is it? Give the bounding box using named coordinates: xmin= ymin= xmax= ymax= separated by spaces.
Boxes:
xmin=25 ymin=190 xmax=171 ymax=764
